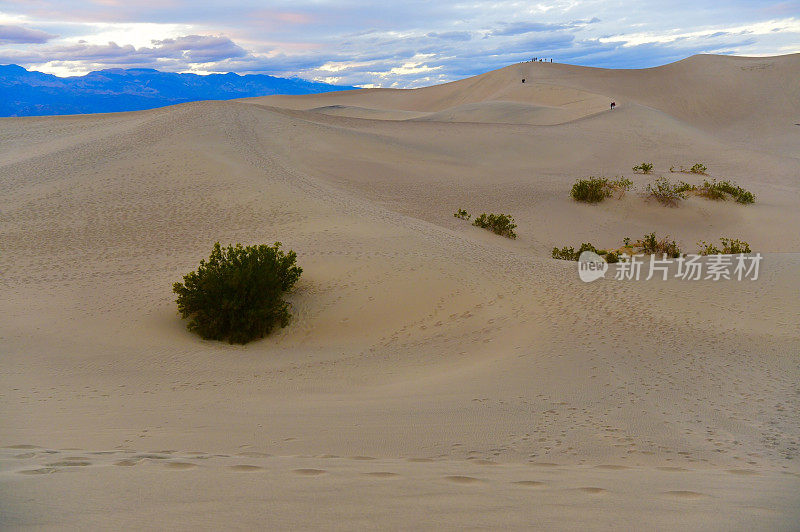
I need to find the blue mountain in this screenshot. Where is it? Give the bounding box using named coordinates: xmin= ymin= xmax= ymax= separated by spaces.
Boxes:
xmin=0 ymin=64 xmax=356 ymax=117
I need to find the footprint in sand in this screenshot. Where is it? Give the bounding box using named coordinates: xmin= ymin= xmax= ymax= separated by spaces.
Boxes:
xmin=664 ymin=490 xmax=705 ymax=498
xmin=577 ymin=487 xmax=606 ymax=494
xmin=114 ymin=459 xmax=141 ymax=467
xmin=512 ymin=480 xmax=545 ymax=488
xmin=18 ymin=467 xmax=58 ymax=475
xmin=46 ymin=458 xmax=91 ymax=467
xmin=444 ymin=475 xmax=483 ymax=484
xmin=468 ymin=459 xmax=497 ymax=466
xmin=229 ymin=465 xmax=264 ymax=472
xmin=14 ymin=452 xmax=37 ymax=459
xmin=236 ymin=452 xmax=271 ymax=458
xmin=293 ymin=468 xmax=327 ymax=476
xmin=164 ymin=462 xmax=196 ymax=470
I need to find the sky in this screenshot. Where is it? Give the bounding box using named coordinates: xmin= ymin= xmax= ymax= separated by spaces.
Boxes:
xmin=0 ymin=0 xmax=798 ymax=87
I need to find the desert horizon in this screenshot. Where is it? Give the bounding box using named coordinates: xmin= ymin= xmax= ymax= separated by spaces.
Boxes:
xmin=2 ymin=47 xmax=800 ymax=529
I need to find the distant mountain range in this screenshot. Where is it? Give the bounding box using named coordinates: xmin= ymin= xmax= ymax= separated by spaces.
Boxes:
xmin=0 ymin=65 xmax=356 ymax=117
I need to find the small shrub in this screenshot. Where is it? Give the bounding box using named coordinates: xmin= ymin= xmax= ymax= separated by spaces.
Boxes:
xmin=697 ymin=240 xmax=721 ymax=255
xmin=698 ymin=238 xmax=751 ymax=255
xmin=454 ymin=208 xmax=471 ymax=220
xmin=611 ymin=177 xmax=633 ymax=196
xmin=697 ymin=180 xmax=726 ymax=200
xmin=571 ymin=177 xmax=612 ymax=203
xmin=674 ymin=181 xmax=696 ymax=194
xmin=720 ymin=237 xmax=751 ymax=254
xmin=646 ymin=177 xmax=687 ymax=206
xmin=552 ymin=246 xmax=577 ymax=260
xmin=173 ymin=242 xmax=302 ymax=344
xmin=632 ymin=162 xmax=654 ymax=174
xmin=571 ymin=176 xmax=632 ymax=203
xmin=690 ymin=163 xmax=707 ymax=174
xmin=552 ymin=242 xmax=607 ymax=261
xmin=697 ymin=179 xmax=755 ymax=204
xmin=634 ymin=232 xmax=681 ymax=258
xmin=473 ymin=213 xmax=517 ymax=239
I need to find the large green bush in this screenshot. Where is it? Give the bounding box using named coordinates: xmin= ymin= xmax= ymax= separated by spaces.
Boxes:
xmin=173 ymin=242 xmax=302 ymax=344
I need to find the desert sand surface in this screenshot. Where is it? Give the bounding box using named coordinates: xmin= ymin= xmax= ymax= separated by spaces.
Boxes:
xmin=1 ymin=54 xmax=799 ymax=530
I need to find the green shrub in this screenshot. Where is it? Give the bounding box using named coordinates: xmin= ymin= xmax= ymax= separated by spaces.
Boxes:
xmin=473 ymin=213 xmax=517 ymax=239
xmin=173 ymin=242 xmax=302 ymax=344
xmin=698 ymin=238 xmax=751 ymax=255
xmin=690 ymin=163 xmax=707 ymax=174
xmin=697 ymin=179 xmax=755 ymax=203
xmin=632 ymin=162 xmax=654 ymax=174
xmin=674 ymin=181 xmax=696 ymax=194
xmin=611 ymin=177 xmax=633 ymax=194
xmin=552 ymin=246 xmax=578 ymax=260
xmin=571 ymin=177 xmax=611 ymax=203
xmin=646 ymin=177 xmax=687 ymax=206
xmin=571 ymin=176 xmax=632 ymax=203
xmin=552 ymin=242 xmax=608 ymax=261
xmin=454 ymin=208 xmax=471 ymax=220
xmin=634 ymin=232 xmax=681 ymax=258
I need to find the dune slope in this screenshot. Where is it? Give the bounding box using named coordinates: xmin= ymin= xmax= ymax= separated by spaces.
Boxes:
xmin=1 ymin=54 xmax=799 ymax=530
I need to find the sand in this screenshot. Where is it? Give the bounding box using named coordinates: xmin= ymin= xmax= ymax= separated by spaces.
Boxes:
xmin=1 ymin=53 xmax=799 ymax=530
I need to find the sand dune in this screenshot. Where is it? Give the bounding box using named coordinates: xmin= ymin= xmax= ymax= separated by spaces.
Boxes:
xmin=1 ymin=54 xmax=799 ymax=529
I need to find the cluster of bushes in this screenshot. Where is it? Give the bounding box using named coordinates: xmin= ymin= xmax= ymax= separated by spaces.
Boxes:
xmin=570 ymin=176 xmax=633 ymax=203
xmin=646 ymin=176 xmax=690 ymax=206
xmin=632 ymin=162 xmax=654 ymax=174
xmin=552 ymin=242 xmax=620 ymax=263
xmin=473 ymin=212 xmax=517 ymax=239
xmin=454 ymin=209 xmax=517 ymax=239
xmin=173 ymin=242 xmax=302 ymax=344
xmin=553 ymin=232 xmax=753 ymax=262
xmin=697 ymin=179 xmax=756 ymax=204
xmin=634 ymin=232 xmax=681 ymax=258
xmin=697 ymin=237 xmax=751 ymax=255
xmin=643 ymin=176 xmax=755 ymax=206
xmin=670 ymin=163 xmax=707 ymax=175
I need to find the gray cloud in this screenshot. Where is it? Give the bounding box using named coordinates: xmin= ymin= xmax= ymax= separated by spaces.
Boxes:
xmin=426 ymin=31 xmax=472 ymax=41
xmin=0 ymin=25 xmax=58 ymax=44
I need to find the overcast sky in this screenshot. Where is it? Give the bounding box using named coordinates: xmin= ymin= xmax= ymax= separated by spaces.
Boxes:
xmin=1 ymin=0 xmax=798 ymax=87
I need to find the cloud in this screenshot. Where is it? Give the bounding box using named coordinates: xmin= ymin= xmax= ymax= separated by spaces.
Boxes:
xmin=1 ymin=1 xmax=799 ymax=86
xmin=149 ymin=35 xmax=247 ymax=63
xmin=426 ymin=31 xmax=472 ymax=41
xmin=490 ymin=22 xmax=574 ymax=36
xmin=0 ymin=24 xmax=57 ymax=44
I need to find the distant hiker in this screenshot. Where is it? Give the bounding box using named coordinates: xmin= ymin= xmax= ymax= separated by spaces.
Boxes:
xmin=550 ymin=58 xmax=553 ymax=63
xmin=522 ymin=78 xmax=526 ymax=83
xmin=610 ymin=101 xmax=616 ymax=110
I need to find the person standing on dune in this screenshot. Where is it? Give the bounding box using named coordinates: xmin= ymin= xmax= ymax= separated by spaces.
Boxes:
xmin=611 ymin=101 xmax=616 ymax=110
